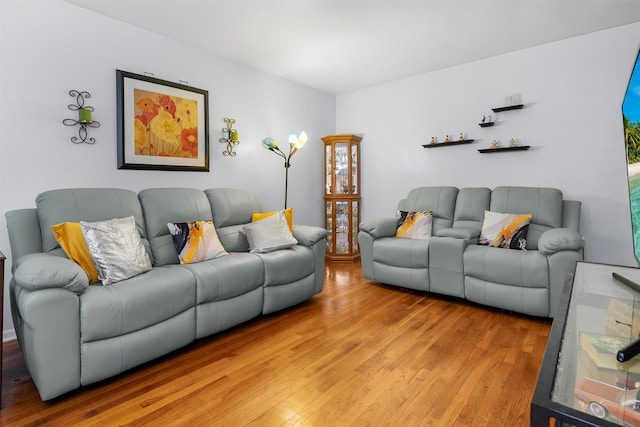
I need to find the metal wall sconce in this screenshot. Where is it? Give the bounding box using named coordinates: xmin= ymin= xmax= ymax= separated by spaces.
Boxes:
xmin=219 ymin=117 xmax=239 ymax=156
xmin=63 ymin=90 xmax=100 ymax=144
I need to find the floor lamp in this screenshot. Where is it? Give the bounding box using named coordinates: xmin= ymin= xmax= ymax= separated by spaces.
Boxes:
xmin=262 ymin=131 xmax=308 ymax=209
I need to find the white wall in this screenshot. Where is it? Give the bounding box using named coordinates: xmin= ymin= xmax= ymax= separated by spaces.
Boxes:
xmin=337 ymin=23 xmax=640 ymax=268
xmin=0 ymin=0 xmax=335 ymax=340
xmin=1 ymin=1 xmax=638 ymax=341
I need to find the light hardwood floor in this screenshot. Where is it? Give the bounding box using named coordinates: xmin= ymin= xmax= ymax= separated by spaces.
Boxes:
xmin=0 ymin=262 xmax=551 ymax=426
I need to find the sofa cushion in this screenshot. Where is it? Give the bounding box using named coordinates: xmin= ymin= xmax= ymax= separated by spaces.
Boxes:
xmin=139 ymin=188 xmax=214 ymax=266
xmin=36 ymin=188 xmax=149 ymax=256
xmin=81 ymin=216 xmax=152 ymax=285
xmin=167 ymin=221 xmax=228 ymax=264
xmin=398 ymin=187 xmax=458 ymax=235
xmin=205 ymin=188 xmax=263 ymax=228
xmin=216 ymin=224 xmax=250 ymax=252
xmin=79 ymin=266 xmax=196 ymax=342
xmin=464 ymin=245 xmax=548 ymax=288
xmin=453 ymin=187 xmax=491 ymax=231
xmin=479 ymin=211 xmax=532 ymax=250
xmin=179 ymin=252 xmax=264 ymax=304
xmin=255 ymin=245 xmax=315 ymax=287
xmin=373 ymin=237 xmax=430 ymax=268
xmin=490 ymin=187 xmax=563 ymax=249
xmin=396 ymin=211 xmax=432 ymax=239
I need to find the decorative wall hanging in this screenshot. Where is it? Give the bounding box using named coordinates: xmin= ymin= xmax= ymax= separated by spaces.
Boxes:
xmin=219 ymin=117 xmax=239 ymax=156
xmin=116 ymin=70 xmax=209 ymax=171
xmin=63 ymin=90 xmax=101 ymax=144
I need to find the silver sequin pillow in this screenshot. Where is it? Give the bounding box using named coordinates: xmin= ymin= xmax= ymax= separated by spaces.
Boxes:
xmin=241 ymin=210 xmax=298 ymax=253
xmin=80 ymin=216 xmax=152 ymax=285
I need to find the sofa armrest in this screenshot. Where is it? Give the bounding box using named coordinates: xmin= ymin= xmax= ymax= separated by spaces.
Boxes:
xmin=293 ymin=225 xmax=329 ymax=247
xmin=6 ymin=208 xmax=43 ymax=273
xmin=359 ymin=218 xmax=398 ymax=239
xmin=13 ymin=253 xmax=89 ymax=294
xmin=538 ymin=228 xmax=585 ymax=256
xmin=435 ymin=228 xmax=480 ymax=240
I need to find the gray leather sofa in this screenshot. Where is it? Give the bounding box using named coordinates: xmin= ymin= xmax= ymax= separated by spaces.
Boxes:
xmin=358 ymin=186 xmax=584 ymax=318
xmin=5 ymin=187 xmax=328 ymax=400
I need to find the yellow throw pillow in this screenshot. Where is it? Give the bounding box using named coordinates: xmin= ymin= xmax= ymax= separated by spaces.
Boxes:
xmin=252 ymin=207 xmax=294 ymax=232
xmin=51 ymin=222 xmax=99 ymax=283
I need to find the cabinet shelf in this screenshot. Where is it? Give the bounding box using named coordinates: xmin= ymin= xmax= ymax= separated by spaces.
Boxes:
xmin=478 ymin=145 xmax=530 ymax=153
xmin=491 ymin=104 xmax=524 ymax=113
xmin=479 ymin=122 xmax=495 ymax=127
xmin=422 ymin=139 xmax=474 ymax=148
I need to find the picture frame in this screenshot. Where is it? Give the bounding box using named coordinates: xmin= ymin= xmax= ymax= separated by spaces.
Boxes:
xmin=116 ymin=70 xmax=209 ymax=171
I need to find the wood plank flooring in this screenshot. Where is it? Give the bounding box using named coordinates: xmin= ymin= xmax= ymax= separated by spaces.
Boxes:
xmin=0 ymin=262 xmax=551 ymax=426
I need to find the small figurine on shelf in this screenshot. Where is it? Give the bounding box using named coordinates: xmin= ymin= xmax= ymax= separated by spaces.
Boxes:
xmin=458 ymin=133 xmax=465 ymax=141
xmin=430 ymin=136 xmax=436 ymax=145
xmin=490 ymin=140 xmax=499 ymax=149
xmin=509 ymin=138 xmax=517 ymax=147
xmin=481 ymin=115 xmax=486 ymax=123
xmin=444 ymin=135 xmax=450 ymax=142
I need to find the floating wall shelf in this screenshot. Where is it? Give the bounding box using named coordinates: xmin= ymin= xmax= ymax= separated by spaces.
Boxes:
xmin=478 ymin=145 xmax=530 ymax=153
xmin=422 ymin=139 xmax=474 ymax=148
xmin=491 ymin=104 xmax=524 ymax=113
xmin=479 ymin=122 xmax=495 ymax=127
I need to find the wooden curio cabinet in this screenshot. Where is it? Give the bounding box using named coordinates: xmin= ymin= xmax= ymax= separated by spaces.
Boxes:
xmin=322 ymin=134 xmax=362 ymax=262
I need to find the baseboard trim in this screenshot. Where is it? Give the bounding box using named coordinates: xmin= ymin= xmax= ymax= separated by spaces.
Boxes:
xmin=3 ymin=329 xmax=17 ymax=343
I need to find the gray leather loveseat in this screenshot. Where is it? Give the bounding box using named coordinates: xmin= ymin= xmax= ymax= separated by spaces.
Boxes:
xmin=358 ymin=186 xmax=584 ymax=318
xmin=5 ymin=187 xmax=328 ymax=400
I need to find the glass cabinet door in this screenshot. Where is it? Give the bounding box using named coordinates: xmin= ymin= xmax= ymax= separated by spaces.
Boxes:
xmin=325 ymin=199 xmax=360 ymax=257
xmin=334 ymin=143 xmax=349 ymax=195
xmin=335 ymin=201 xmax=349 ymax=254
xmin=351 ymin=144 xmax=359 ymax=195
xmin=352 ymin=200 xmax=359 ymax=252
xmin=325 ymin=200 xmax=333 ymax=253
xmin=325 ymin=144 xmax=332 ymax=195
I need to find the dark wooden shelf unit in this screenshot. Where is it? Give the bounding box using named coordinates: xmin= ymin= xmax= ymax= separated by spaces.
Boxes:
xmin=422 ymin=139 xmax=474 ymax=148
xmin=478 ymin=145 xmax=530 ymax=153
xmin=491 ymin=104 xmax=524 ymax=113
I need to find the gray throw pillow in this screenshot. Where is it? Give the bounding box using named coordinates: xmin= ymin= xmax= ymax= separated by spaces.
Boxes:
xmin=80 ymin=216 xmax=152 ymax=285
xmin=241 ymin=210 xmax=298 ymax=253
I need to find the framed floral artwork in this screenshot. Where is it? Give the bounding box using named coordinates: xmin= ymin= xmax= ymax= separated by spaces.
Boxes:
xmin=116 ymin=70 xmax=209 ymax=171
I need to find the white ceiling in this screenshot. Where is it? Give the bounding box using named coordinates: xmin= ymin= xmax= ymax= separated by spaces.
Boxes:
xmin=66 ymin=0 xmax=640 ymax=94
